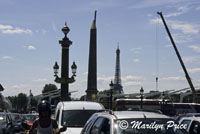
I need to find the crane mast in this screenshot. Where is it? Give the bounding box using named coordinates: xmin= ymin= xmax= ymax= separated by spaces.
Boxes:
xmin=157 ymin=12 xmax=198 ymax=103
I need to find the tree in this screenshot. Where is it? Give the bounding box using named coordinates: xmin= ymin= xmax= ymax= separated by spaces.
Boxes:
xmin=42 ymin=84 xmax=58 ymax=94
xmin=7 ymin=96 xmax=18 ymax=110
xmin=0 ymin=84 xmax=4 ymax=91
xmin=7 ymin=93 xmax=28 ymax=112
xmin=17 ymin=93 xmax=28 ymax=112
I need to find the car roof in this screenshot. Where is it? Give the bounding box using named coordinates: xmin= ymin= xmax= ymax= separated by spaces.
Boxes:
xmin=0 ymin=112 xmax=9 ymax=115
xmin=58 ymin=101 xmax=105 ymax=110
xmin=180 ymin=116 xmax=200 ymax=122
xmin=113 ymin=111 xmax=170 ymax=119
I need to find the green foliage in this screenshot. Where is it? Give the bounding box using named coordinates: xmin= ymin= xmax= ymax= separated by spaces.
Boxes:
xmin=7 ymin=96 xmax=18 ymax=109
xmin=42 ymin=84 xmax=58 ymax=94
xmin=7 ymin=93 xmax=28 ymax=112
xmin=98 ymin=89 xmax=110 ymax=95
xmin=17 ymin=93 xmax=28 ymax=110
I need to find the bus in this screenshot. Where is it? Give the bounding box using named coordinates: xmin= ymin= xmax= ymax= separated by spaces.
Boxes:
xmin=115 ymin=98 xmax=200 ymax=116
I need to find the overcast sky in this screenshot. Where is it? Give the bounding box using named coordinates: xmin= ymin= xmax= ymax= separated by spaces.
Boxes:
xmin=0 ymin=0 xmax=200 ymax=98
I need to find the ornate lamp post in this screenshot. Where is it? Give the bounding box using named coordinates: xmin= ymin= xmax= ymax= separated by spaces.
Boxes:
xmin=109 ymin=81 xmax=114 ymax=110
xmin=140 ymin=87 xmax=144 ymax=109
xmin=53 ymin=23 xmax=77 ymax=101
xmin=162 ymin=92 xmax=165 ymax=112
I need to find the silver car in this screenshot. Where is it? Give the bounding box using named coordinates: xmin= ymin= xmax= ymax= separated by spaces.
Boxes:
xmin=81 ymin=111 xmax=188 ymax=134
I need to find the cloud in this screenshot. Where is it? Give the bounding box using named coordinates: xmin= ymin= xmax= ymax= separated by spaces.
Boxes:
xmin=171 ymin=33 xmax=194 ymax=44
xmin=130 ymin=47 xmax=142 ymax=54
xmin=165 ymin=6 xmax=189 ymax=17
xmin=129 ymin=0 xmax=184 ymax=9
xmin=32 ymin=78 xmax=48 ymax=82
xmin=188 ymin=45 xmax=200 ymax=53
xmin=183 ymin=56 xmax=200 ymax=63
xmin=2 ymin=56 xmax=13 ymax=60
xmin=12 ymin=84 xmax=27 ymax=89
xmin=133 ymin=59 xmax=140 ymax=63
xmin=97 ymin=76 xmax=113 ymax=82
xmin=124 ymin=81 xmax=142 ymax=86
xmin=122 ymin=75 xmax=144 ymax=81
xmin=160 ymin=76 xmax=185 ymax=81
xmin=150 ymin=18 xmax=162 ymax=24
xmin=0 ymin=24 xmax=32 ymax=34
xmin=0 ymin=24 xmax=12 ymax=30
xmin=170 ymin=21 xmax=199 ymax=34
xmin=96 ymin=75 xmax=144 ymax=85
xmin=188 ymin=68 xmax=200 ymax=74
xmin=83 ymin=72 xmax=88 ymax=75
xmin=2 ymin=28 xmax=32 ymax=34
xmin=27 ymin=45 xmax=36 ymax=50
xmin=150 ymin=18 xmax=199 ymax=34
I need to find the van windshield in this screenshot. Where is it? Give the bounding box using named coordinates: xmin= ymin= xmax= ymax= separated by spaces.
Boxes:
xmin=62 ymin=110 xmax=98 ymax=127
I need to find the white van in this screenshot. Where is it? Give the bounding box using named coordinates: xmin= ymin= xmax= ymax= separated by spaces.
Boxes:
xmin=55 ymin=101 xmax=105 ymax=134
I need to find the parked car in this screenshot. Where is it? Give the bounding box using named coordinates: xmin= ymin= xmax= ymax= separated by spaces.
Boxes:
xmin=55 ymin=101 xmax=105 ymax=134
xmin=81 ymin=110 xmax=188 ymax=134
xmin=179 ymin=116 xmax=200 ymax=134
xmin=0 ymin=112 xmax=14 ymax=134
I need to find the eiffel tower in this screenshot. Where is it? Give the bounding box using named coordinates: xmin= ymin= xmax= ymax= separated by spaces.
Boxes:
xmin=113 ymin=46 xmax=123 ymax=94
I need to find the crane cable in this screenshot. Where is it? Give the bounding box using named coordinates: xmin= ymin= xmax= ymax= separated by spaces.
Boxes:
xmin=155 ymin=14 xmax=160 ymax=91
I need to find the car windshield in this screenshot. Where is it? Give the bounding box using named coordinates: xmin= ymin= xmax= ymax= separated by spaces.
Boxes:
xmin=114 ymin=118 xmax=188 ymax=134
xmin=62 ymin=110 xmax=98 ymax=127
xmin=23 ymin=115 xmax=38 ymax=122
xmin=10 ymin=114 xmax=21 ymax=122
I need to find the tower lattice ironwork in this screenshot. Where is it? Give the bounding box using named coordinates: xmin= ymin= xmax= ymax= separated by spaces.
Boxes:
xmin=114 ymin=46 xmax=123 ymax=94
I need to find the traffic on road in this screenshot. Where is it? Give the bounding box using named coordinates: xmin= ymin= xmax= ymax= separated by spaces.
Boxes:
xmin=1 ymin=100 xmax=200 ymax=134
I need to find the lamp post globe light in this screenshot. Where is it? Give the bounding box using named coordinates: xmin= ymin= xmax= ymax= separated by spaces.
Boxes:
xmin=53 ymin=22 xmax=77 ymax=101
xmin=109 ymin=81 xmax=114 ymax=110
xmin=140 ymin=87 xmax=144 ymax=109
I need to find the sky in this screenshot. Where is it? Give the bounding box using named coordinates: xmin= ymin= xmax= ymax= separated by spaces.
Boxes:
xmin=0 ymin=0 xmax=200 ymax=99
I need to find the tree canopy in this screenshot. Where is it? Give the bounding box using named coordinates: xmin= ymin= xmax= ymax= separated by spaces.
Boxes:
xmin=42 ymin=84 xmax=58 ymax=94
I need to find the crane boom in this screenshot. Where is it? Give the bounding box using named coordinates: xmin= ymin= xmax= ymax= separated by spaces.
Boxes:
xmin=157 ymin=12 xmax=198 ymax=103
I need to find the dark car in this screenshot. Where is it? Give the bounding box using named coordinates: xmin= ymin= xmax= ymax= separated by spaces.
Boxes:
xmin=0 ymin=112 xmax=14 ymax=134
xmin=9 ymin=113 xmax=24 ymax=133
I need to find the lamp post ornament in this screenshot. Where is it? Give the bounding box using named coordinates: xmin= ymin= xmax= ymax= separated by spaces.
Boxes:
xmin=53 ymin=22 xmax=77 ymax=101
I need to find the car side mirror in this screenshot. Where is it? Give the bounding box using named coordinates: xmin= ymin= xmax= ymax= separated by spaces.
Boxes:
xmin=59 ymin=126 xmax=67 ymax=132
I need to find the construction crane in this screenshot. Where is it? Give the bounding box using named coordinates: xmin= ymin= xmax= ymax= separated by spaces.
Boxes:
xmin=157 ymin=12 xmax=198 ymax=103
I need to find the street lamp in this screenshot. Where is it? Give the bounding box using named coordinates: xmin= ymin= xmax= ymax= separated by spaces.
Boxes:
xmin=53 ymin=22 xmax=77 ymax=101
xmin=140 ymin=87 xmax=144 ymax=110
xmin=109 ymin=81 xmax=114 ymax=110
xmin=162 ymin=92 xmax=165 ymax=112
xmin=53 ymin=62 xmax=59 ymax=77
xmin=71 ymin=61 xmax=77 ymax=77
